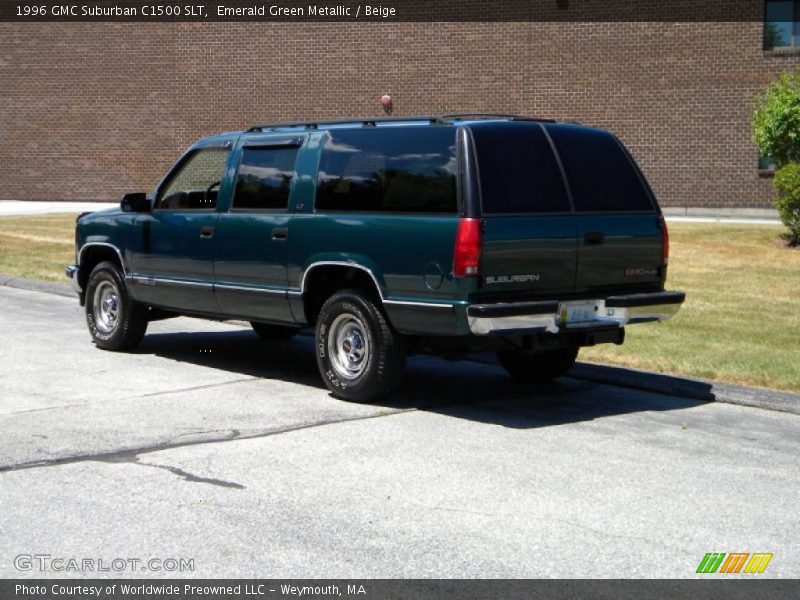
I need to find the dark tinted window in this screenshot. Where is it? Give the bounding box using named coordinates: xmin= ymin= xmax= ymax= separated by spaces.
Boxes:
xmin=764 ymin=0 xmax=799 ymax=48
xmin=546 ymin=124 xmax=654 ymax=213
xmin=471 ymin=122 xmax=570 ymax=214
xmin=233 ymin=146 xmax=299 ymax=210
xmin=316 ymin=127 xmax=457 ymax=213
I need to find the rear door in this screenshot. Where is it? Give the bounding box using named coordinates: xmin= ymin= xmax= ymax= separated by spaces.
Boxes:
xmin=545 ymin=124 xmax=663 ymax=294
xmin=470 ymin=122 xmax=577 ymax=299
xmin=213 ymin=135 xmax=304 ymax=322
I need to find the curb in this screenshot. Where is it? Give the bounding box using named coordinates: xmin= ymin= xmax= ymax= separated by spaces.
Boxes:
xmin=661 ymin=206 xmax=780 ymax=220
xmin=468 ymin=354 xmax=800 ymax=416
xmin=3 ymin=272 xmax=799 ymax=416
xmin=0 ymin=274 xmax=74 ymax=298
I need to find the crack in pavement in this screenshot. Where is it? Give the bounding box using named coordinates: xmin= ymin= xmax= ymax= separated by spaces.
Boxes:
xmin=0 ymin=408 xmax=419 ymax=474
xmin=124 ymin=377 xmax=259 ymax=401
xmin=0 ymin=377 xmax=260 ymax=418
xmin=131 ymin=457 xmax=246 ymax=489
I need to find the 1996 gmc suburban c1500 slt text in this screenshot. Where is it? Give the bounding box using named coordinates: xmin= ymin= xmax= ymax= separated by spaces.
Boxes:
xmin=66 ymin=114 xmax=685 ymax=402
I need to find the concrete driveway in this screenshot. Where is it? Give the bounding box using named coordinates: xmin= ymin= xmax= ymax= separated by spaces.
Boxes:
xmin=0 ymin=286 xmax=797 ymax=578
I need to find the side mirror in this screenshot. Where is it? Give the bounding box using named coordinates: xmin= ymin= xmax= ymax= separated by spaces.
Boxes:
xmin=121 ymin=192 xmax=151 ymax=213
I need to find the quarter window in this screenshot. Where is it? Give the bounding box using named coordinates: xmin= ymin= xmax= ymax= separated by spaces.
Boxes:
xmin=765 ymin=0 xmax=800 ymax=49
xmin=545 ymin=124 xmax=654 ymax=213
xmin=315 ymin=127 xmax=457 ymax=213
xmin=157 ymin=148 xmax=229 ymax=210
xmin=233 ymin=146 xmax=299 ymax=210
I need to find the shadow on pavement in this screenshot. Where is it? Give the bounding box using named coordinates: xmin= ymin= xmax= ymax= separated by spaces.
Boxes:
xmin=138 ymin=328 xmax=710 ymax=429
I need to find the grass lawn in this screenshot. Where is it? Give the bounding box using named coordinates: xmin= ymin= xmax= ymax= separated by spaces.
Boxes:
xmin=1 ymin=214 xmax=798 ymax=391
xmin=0 ymin=213 xmax=77 ymax=282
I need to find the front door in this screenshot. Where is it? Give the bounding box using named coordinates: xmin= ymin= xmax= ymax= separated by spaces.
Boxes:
xmin=130 ymin=146 xmax=231 ymax=313
xmin=213 ymin=138 xmax=303 ymax=322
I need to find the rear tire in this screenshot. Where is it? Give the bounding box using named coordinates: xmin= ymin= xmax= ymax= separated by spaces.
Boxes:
xmin=85 ymin=261 xmax=148 ymax=351
xmin=250 ymin=322 xmax=299 ymax=341
xmin=496 ymin=346 xmax=579 ymax=383
xmin=315 ymin=289 xmax=406 ymax=402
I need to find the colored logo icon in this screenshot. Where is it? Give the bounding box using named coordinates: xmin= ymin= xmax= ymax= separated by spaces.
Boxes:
xmin=697 ymin=553 xmax=773 ymax=574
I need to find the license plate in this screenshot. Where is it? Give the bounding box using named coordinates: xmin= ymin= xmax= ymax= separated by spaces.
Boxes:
xmin=559 ymin=300 xmax=596 ymax=325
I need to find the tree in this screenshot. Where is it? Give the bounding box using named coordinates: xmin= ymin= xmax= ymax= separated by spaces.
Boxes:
xmin=773 ymin=163 xmax=800 ymax=246
xmin=753 ymin=69 xmax=800 ymax=245
xmin=753 ymin=70 xmax=800 ymax=167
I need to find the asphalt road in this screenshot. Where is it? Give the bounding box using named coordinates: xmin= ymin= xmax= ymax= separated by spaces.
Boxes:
xmin=0 ymin=286 xmax=797 ymax=578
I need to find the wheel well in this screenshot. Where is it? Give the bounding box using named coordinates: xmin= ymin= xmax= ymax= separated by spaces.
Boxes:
xmin=78 ymin=246 xmax=123 ymax=303
xmin=302 ymin=265 xmax=382 ymax=325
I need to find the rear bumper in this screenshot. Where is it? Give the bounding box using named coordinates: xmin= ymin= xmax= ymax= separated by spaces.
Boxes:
xmin=467 ymin=290 xmax=685 ymax=335
xmin=65 ymin=265 xmax=81 ymax=294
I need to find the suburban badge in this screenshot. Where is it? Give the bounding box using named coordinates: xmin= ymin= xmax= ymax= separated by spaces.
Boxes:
xmin=484 ymin=274 xmax=541 ymax=284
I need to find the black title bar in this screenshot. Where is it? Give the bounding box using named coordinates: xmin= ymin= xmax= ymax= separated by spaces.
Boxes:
xmin=3 ymin=579 xmax=800 ymax=600
xmin=0 ymin=0 xmax=768 ymax=22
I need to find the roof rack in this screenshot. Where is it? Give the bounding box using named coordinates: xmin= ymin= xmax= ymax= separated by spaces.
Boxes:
xmin=441 ymin=113 xmax=556 ymax=123
xmin=246 ymin=116 xmax=447 ymax=133
xmin=245 ymin=113 xmax=559 ymax=132
xmin=441 ymin=113 xmax=519 ymax=120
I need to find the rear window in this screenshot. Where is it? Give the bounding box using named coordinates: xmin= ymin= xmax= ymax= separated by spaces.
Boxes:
xmin=315 ymin=127 xmax=457 ymax=213
xmin=472 ymin=122 xmax=570 ymax=214
xmin=545 ymin=124 xmax=654 ymax=213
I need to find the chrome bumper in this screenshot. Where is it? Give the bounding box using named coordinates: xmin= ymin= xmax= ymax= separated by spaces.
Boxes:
xmin=467 ymin=291 xmax=685 ymax=335
xmin=65 ymin=265 xmax=81 ymax=294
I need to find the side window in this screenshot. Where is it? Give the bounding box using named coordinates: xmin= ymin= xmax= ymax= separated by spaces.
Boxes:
xmin=232 ymin=146 xmax=299 ymax=210
xmin=545 ymin=124 xmax=654 ymax=213
xmin=315 ymin=127 xmax=457 ymax=213
xmin=471 ymin=122 xmax=570 ymax=214
xmin=157 ymin=148 xmax=229 ymax=210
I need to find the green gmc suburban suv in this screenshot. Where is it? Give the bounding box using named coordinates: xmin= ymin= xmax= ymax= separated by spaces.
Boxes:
xmin=67 ymin=114 xmax=684 ymax=401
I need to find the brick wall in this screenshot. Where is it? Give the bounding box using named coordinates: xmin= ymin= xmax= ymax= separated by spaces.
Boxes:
xmin=1 ymin=15 xmax=799 ymax=207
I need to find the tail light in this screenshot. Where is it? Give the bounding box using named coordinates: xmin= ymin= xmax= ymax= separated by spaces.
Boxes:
xmin=453 ymin=218 xmax=481 ymax=277
xmin=658 ymin=214 xmax=670 ymax=266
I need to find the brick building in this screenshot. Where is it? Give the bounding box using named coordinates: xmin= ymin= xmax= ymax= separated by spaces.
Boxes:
xmin=1 ymin=3 xmax=799 ymax=209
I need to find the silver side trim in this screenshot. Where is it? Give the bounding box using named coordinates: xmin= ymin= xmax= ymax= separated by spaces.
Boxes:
xmin=383 ymin=299 xmax=455 ymax=310
xmin=77 ymin=242 xmax=126 ymax=276
xmin=215 ymin=283 xmax=286 ymax=296
xmin=127 ymin=275 xmax=213 ymax=289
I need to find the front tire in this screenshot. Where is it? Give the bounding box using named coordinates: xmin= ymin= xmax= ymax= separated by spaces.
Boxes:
xmin=315 ymin=289 xmax=406 ymax=402
xmin=85 ymin=261 xmax=148 ymax=351
xmin=496 ymin=346 xmax=579 ymax=383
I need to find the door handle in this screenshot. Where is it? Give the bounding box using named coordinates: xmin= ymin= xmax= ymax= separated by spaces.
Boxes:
xmin=272 ymin=227 xmax=289 ymax=240
xmin=200 ymin=226 xmax=215 ymax=238
xmin=584 ymin=231 xmax=604 ymax=245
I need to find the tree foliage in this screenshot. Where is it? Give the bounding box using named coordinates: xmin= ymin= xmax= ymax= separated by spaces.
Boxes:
xmin=753 ymin=70 xmax=800 ymax=167
xmin=773 ymin=163 xmax=800 ymax=246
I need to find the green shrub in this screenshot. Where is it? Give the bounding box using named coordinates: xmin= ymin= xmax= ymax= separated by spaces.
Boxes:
xmin=753 ymin=70 xmax=800 ymax=167
xmin=773 ymin=163 xmax=800 ymax=246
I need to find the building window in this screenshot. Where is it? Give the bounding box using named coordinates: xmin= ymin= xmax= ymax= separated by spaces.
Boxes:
xmin=759 ymin=155 xmax=778 ymax=176
xmin=764 ymin=1 xmax=800 ymax=49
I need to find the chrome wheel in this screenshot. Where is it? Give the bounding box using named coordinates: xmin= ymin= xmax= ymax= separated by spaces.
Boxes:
xmin=92 ymin=280 xmax=120 ymax=335
xmin=327 ymin=313 xmax=369 ymax=380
